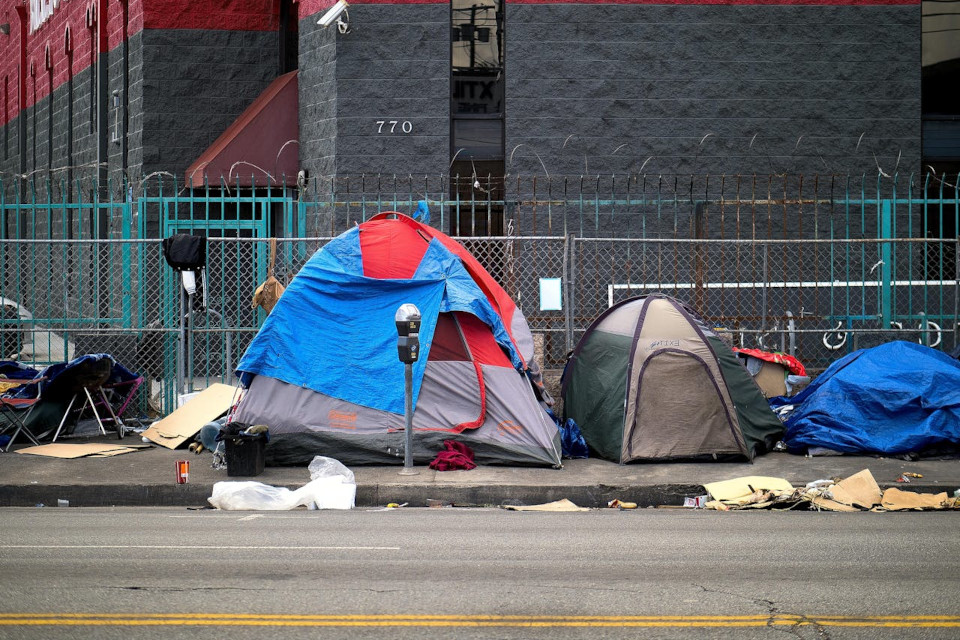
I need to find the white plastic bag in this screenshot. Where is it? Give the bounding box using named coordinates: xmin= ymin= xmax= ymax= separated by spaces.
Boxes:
xmin=208 ymin=481 xmax=306 ymax=511
xmin=308 ymin=455 xmax=355 ymax=484
xmin=208 ymin=456 xmax=356 ymax=510
xmin=307 ymin=475 xmax=356 ymax=510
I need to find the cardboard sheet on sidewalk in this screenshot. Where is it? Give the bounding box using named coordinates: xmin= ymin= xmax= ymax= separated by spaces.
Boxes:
xmin=502 ymin=499 xmax=590 ymax=512
xmin=881 ymin=487 xmax=950 ymax=511
xmin=703 ymin=476 xmax=795 ymax=503
xmin=812 ymin=468 xmax=882 ymax=511
xmin=15 ymin=442 xmax=147 ymax=458
xmin=142 ymin=383 xmax=238 ymax=450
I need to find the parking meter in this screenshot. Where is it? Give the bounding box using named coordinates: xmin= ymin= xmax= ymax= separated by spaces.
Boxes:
xmin=395 ymin=304 xmax=421 ymax=475
xmin=395 ymin=303 xmax=421 ymax=364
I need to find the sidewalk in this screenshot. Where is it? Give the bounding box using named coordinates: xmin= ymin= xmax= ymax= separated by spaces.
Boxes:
xmin=1 ymin=433 xmax=957 ymax=508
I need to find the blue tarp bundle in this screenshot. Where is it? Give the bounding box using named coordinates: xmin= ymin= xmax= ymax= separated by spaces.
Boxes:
xmin=40 ymin=354 xmax=139 ymax=389
xmin=771 ymin=341 xmax=960 ymax=455
xmin=545 ymin=407 xmax=589 ymax=459
xmin=0 ymin=361 xmax=41 ymax=387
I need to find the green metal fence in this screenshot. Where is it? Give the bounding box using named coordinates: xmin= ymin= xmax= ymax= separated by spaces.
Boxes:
xmin=1 ymin=172 xmax=957 ymax=417
xmin=3 ymin=171 xmax=958 ymax=240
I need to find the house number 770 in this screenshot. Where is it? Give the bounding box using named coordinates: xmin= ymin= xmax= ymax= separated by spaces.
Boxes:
xmin=376 ymin=120 xmax=413 ymax=134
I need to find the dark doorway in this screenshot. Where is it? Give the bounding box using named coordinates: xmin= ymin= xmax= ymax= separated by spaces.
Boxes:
xmin=279 ymin=0 xmax=299 ymax=74
xmin=921 ymin=1 xmax=960 ymax=277
xmin=450 ymin=0 xmax=504 ymax=237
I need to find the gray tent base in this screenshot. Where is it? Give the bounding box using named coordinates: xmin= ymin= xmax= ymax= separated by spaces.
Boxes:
xmin=265 ymin=430 xmax=563 ymax=468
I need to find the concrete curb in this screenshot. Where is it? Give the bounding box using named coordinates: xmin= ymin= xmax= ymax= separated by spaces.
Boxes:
xmin=0 ymin=481 xmax=951 ymax=509
xmin=0 ymin=482 xmax=707 ymax=509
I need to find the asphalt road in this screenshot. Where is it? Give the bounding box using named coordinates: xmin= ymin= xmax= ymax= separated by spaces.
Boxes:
xmin=0 ymin=507 xmax=958 ymax=640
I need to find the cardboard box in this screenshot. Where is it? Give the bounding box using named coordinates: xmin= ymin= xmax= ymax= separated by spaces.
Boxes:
xmin=752 ymin=359 xmax=788 ymax=398
xmin=143 ymin=383 xmax=238 ymax=450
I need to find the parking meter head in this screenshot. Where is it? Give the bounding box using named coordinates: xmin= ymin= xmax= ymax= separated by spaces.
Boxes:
xmin=394 ymin=303 xmax=421 ymax=337
xmin=395 ymin=304 xmax=421 ymax=364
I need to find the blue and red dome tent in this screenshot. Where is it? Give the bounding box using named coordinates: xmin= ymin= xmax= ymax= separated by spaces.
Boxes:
xmin=234 ymin=212 xmax=561 ymax=467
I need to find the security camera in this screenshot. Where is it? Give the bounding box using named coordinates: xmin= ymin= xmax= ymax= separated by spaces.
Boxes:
xmin=317 ymin=0 xmax=348 ymax=27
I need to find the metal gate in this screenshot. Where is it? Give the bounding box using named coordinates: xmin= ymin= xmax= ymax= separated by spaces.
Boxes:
xmin=143 ymin=192 xmax=273 ymax=409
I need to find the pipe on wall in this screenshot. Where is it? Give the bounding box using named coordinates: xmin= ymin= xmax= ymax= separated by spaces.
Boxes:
xmin=15 ymin=4 xmax=26 ymax=192
xmin=119 ymin=0 xmax=129 ymax=178
xmin=96 ymin=0 xmax=108 ymax=205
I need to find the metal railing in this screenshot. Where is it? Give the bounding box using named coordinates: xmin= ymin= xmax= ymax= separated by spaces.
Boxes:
xmin=3 ymin=171 xmax=957 ymax=241
xmin=1 ymin=172 xmax=957 ymax=416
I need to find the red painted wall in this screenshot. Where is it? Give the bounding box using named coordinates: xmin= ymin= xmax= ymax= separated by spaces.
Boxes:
xmin=0 ymin=0 xmax=282 ymax=126
xmin=145 ymin=0 xmax=277 ymax=30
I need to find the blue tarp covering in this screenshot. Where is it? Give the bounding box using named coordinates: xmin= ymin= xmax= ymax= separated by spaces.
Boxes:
xmin=0 ymin=361 xmax=41 ymax=386
xmin=236 ymin=230 xmax=522 ymax=415
xmin=771 ymin=341 xmax=960 ymax=455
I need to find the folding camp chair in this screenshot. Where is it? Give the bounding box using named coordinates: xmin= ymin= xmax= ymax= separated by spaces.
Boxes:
xmin=0 ymin=375 xmax=47 ymax=452
xmin=60 ymin=368 xmax=143 ymax=436
xmin=40 ymin=354 xmax=126 ymax=442
xmin=96 ymin=362 xmax=144 ymax=427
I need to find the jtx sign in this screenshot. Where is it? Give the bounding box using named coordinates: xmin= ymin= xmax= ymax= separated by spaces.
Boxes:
xmin=29 ymin=0 xmax=64 ymax=34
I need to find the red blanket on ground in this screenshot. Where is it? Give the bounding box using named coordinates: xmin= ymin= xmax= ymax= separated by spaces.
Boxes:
xmin=429 ymin=440 xmax=477 ymax=471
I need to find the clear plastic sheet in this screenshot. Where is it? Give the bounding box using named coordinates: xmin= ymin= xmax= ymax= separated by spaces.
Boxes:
xmin=207 ymin=456 xmax=356 ymax=510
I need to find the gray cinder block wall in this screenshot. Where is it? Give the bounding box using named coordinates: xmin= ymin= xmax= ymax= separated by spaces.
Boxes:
xmin=298 ymin=3 xmax=450 ymax=182
xmin=505 ymin=4 xmax=920 ymax=179
xmin=297 ymin=15 xmax=338 ymax=181
xmin=140 ymin=28 xmax=279 ymax=183
xmin=294 ymin=3 xmax=921 ymax=182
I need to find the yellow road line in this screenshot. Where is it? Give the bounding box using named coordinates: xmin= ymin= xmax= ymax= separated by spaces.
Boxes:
xmin=0 ymin=614 xmax=958 ymax=628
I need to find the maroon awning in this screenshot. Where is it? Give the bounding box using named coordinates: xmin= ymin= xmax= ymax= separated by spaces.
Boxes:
xmin=185 ymin=70 xmax=299 ymax=188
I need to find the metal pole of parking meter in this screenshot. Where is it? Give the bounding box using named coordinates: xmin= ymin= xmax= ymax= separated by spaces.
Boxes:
xmin=401 ymin=359 xmax=416 ymax=474
xmin=177 ymin=285 xmax=186 ymax=397
xmin=186 ymin=287 xmax=194 ymax=392
xmin=181 ymin=270 xmax=198 ymax=395
xmin=396 ymin=304 xmax=421 ymax=476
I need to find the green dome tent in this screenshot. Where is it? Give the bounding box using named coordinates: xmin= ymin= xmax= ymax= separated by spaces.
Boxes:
xmin=561 ymin=294 xmax=783 ymax=463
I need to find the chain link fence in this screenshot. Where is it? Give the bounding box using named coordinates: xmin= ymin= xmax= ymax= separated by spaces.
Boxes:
xmin=576 ymin=237 xmax=957 ymax=374
xmin=3 ymin=235 xmax=957 ymax=418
